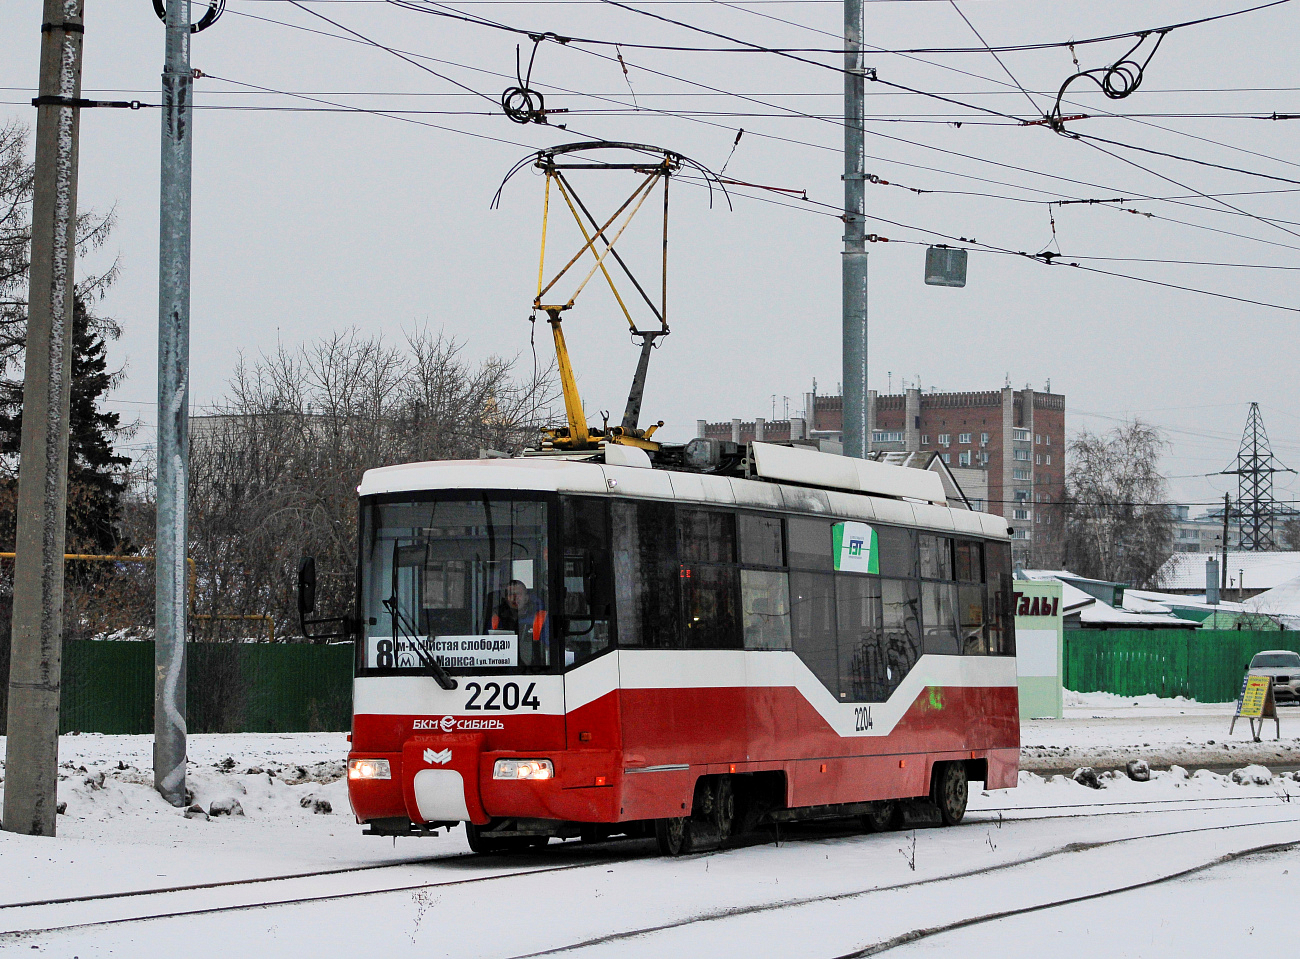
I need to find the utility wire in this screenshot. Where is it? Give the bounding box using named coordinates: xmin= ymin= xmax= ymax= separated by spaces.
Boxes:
xmin=233 ymin=1 xmax=1300 ymax=260
xmin=386 ymin=0 xmax=1291 ymax=54
xmin=285 ymin=0 xmax=498 ymax=104
xmin=228 ymin=3 xmax=1300 ymax=222
xmin=946 ymin=0 xmax=1041 ymax=116
xmin=200 ymin=73 xmax=539 ymax=147
xmin=393 ymin=0 xmax=1300 ymax=194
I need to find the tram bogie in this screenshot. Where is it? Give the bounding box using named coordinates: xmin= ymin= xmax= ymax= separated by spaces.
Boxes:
xmin=334 ymin=441 xmax=1020 ymax=854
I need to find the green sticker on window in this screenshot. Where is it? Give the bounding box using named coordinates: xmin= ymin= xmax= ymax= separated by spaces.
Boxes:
xmin=832 ymin=521 xmax=878 ymax=574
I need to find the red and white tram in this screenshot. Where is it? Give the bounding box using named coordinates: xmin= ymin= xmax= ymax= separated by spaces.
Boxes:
xmin=336 ymin=439 xmax=1019 ymax=854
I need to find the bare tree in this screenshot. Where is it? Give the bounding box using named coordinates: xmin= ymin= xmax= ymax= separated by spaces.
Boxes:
xmin=1062 ymin=420 xmax=1174 ymax=588
xmin=187 ymin=327 xmax=555 ymax=642
xmin=1280 ymin=515 xmax=1300 ymax=550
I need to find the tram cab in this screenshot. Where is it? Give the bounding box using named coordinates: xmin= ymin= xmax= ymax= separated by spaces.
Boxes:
xmin=341 ymin=440 xmax=1019 ymax=854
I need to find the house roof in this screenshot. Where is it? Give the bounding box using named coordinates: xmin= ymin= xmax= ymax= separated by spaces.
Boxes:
xmin=1247 ymin=573 xmax=1300 ymax=622
xmin=1021 ymin=573 xmax=1195 ymax=628
xmin=1157 ymin=551 xmax=1300 ymax=591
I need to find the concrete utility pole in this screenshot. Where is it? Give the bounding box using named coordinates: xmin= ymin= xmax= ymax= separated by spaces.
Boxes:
xmin=155 ymin=0 xmax=193 ymax=807
xmin=3 ymin=0 xmax=86 ymax=838
xmin=841 ymin=0 xmax=868 ymax=459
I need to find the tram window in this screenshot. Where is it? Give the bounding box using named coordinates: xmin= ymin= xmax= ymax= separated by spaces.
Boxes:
xmin=836 ymin=575 xmax=888 ymax=702
xmin=984 ymin=542 xmax=1016 ymax=656
xmin=921 ymin=582 xmax=960 ymax=655
xmin=788 ymin=518 xmax=833 ymax=571
xmin=790 ymin=571 xmax=839 ymax=696
xmin=362 ymin=498 xmax=550 ymax=674
xmin=876 ymin=526 xmax=918 ymax=579
xmin=741 ymin=569 xmax=791 ymax=649
xmin=881 ymin=578 xmax=921 ymax=690
xmin=681 ymin=564 xmax=741 ymax=649
xmin=561 ymin=498 xmax=615 ymax=668
xmin=679 ymin=509 xmax=736 ymax=564
xmin=955 ymin=540 xmax=983 ymax=583
xmin=959 ymin=584 xmax=987 ymax=654
xmin=919 ymin=534 xmax=954 ymax=581
xmin=739 ymin=514 xmax=785 ymax=568
xmin=611 ymin=500 xmax=681 ymax=648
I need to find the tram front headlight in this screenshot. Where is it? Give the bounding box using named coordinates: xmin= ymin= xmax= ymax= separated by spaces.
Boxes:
xmin=493 ymin=759 xmax=554 ymax=781
xmin=348 ymin=758 xmax=391 ymax=780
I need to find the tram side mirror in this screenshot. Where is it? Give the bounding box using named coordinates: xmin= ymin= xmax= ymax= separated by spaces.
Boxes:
xmin=298 ymin=557 xmax=317 ymax=616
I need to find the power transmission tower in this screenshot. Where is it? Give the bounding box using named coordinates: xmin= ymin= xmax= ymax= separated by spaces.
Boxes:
xmin=1221 ymin=403 xmax=1294 ymax=551
xmin=4 ymin=0 xmax=85 ymax=838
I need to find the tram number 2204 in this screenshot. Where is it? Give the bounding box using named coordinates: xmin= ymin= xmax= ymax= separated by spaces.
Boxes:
xmin=854 ymin=706 xmax=874 ymax=732
xmin=464 ymin=682 xmax=540 ymax=712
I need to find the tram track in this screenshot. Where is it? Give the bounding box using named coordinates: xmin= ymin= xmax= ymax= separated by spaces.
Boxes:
xmin=501 ymin=815 xmax=1300 ymax=958
xmin=835 ymin=839 xmax=1300 ymax=957
xmin=0 ymin=848 xmax=649 ymax=940
xmin=0 ymin=792 xmax=1278 ymax=916
xmin=3 ymin=795 xmax=1296 ymax=943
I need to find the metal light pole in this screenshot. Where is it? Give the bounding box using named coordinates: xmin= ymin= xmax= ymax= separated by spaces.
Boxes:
xmin=155 ymin=0 xmax=193 ymax=807
xmin=3 ymin=0 xmax=85 ymax=838
xmin=841 ymin=0 xmax=868 ymax=458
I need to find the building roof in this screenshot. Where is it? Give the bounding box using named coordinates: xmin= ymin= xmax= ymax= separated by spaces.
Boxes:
xmin=1157 ymin=551 xmax=1300 ymax=591
xmin=1019 ymin=572 xmax=1194 ymax=629
xmin=1247 ymin=574 xmax=1300 ymax=624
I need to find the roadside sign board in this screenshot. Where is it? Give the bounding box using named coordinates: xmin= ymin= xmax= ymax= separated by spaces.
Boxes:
xmin=1238 ymin=675 xmax=1272 ymax=718
xmin=1230 ymin=674 xmax=1279 ymax=742
xmin=1014 ymin=580 xmax=1064 ymax=720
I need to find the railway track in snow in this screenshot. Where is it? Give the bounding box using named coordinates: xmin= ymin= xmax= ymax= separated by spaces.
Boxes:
xmin=503 ymin=816 xmax=1300 ymax=958
xmin=1 ymin=795 xmax=1296 ymax=942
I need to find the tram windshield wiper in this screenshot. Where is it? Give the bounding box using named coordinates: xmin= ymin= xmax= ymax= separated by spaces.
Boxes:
xmin=385 ymin=540 xmax=457 ymax=690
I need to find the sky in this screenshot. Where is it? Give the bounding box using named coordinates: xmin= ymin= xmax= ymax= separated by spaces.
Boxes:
xmin=2 ymin=0 xmax=1299 ymax=513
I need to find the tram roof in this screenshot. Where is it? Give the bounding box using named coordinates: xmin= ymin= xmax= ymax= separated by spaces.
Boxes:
xmin=359 ymin=444 xmax=1011 ymax=541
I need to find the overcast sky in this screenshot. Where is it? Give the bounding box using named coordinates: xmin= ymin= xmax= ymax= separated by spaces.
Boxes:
xmin=2 ymin=0 xmax=1298 ymax=512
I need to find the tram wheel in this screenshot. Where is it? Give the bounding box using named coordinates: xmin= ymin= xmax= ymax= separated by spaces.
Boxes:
xmin=655 ymin=816 xmax=693 ymax=856
xmin=931 ymin=761 xmax=968 ymax=826
xmin=861 ymin=800 xmax=897 ymax=833
xmin=714 ymin=776 xmax=736 ymax=841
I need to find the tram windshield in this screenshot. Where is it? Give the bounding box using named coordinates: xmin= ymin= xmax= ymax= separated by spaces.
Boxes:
xmin=360 ymin=497 xmax=552 ymax=674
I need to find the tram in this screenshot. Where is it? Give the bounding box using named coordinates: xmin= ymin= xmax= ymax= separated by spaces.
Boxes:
xmin=325 ymin=438 xmax=1019 ymax=855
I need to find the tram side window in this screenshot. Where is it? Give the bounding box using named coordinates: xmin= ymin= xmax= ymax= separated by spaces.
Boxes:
xmin=876 ymin=526 xmax=918 ymax=578
xmin=611 ymin=500 xmax=680 ymax=648
xmin=959 ymin=583 xmax=987 ymax=654
xmin=678 ymin=509 xmax=741 ymax=649
xmin=836 ymin=574 xmax=885 ymax=702
xmin=739 ymin=514 xmax=784 ymax=567
xmin=984 ymin=541 xmax=1017 ymax=656
xmin=881 ymin=578 xmax=921 ymax=691
xmin=742 ymin=569 xmax=791 ymax=649
xmin=562 ymin=497 xmax=616 ymax=668
xmin=955 ymin=540 xmax=983 ymax=584
xmin=956 ymin=540 xmax=987 ymax=654
xmin=788 ymin=518 xmax=833 ymax=570
xmin=919 ymin=534 xmax=954 ymax=581
xmin=790 ymin=571 xmax=839 ymax=696
xmin=921 ymin=582 xmax=960 ymax=655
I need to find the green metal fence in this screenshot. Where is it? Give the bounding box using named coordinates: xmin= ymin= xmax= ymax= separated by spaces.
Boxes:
xmin=1063 ymin=629 xmax=1300 ymax=703
xmin=56 ymin=640 xmax=354 ymax=735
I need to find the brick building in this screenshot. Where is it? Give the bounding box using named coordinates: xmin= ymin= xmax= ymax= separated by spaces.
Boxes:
xmin=698 ymin=385 xmax=1066 ymax=568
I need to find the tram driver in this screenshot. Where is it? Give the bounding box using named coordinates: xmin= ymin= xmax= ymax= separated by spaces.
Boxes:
xmin=486 ymin=579 xmax=549 ymax=666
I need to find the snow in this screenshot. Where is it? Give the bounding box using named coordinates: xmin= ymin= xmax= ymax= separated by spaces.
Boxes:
xmin=3 ymin=722 xmax=1300 ymax=958
xmin=1023 ymin=689 xmax=1300 ymax=770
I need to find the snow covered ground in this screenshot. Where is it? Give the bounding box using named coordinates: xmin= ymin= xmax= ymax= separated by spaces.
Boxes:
xmin=2 ymin=698 xmax=1300 ymax=958
xmin=1022 ymin=689 xmax=1300 ymax=770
